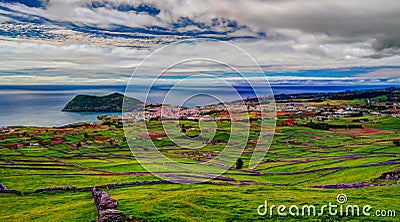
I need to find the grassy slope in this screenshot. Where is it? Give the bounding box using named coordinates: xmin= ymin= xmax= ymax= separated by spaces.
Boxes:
xmin=0 ymin=114 xmax=399 ymax=221
xmin=62 ymin=93 xmax=142 ymax=112
xmin=1 ymin=185 xmax=399 ymax=221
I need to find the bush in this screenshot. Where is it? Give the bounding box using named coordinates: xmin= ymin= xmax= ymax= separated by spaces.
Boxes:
xmin=236 ymin=158 xmax=244 ymax=169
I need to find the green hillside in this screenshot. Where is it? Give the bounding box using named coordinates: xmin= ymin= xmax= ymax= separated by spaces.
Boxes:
xmin=62 ymin=93 xmax=142 ymax=112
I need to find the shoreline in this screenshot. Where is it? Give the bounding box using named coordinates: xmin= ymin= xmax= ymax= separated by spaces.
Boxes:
xmin=1 ymin=86 xmax=398 ymax=128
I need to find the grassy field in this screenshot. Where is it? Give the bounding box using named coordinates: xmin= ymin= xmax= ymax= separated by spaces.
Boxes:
xmin=1 ymin=105 xmax=399 ymax=221
xmin=1 ymin=185 xmax=399 ymax=221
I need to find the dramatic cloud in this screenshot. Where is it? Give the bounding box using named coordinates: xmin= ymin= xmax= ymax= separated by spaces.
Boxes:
xmin=0 ymin=0 xmax=399 ymax=85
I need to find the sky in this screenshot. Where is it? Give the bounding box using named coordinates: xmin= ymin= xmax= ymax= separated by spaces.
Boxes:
xmin=0 ymin=0 xmax=399 ymax=86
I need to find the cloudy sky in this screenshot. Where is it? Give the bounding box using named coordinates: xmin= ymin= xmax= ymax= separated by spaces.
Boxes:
xmin=0 ymin=0 xmax=399 ymax=85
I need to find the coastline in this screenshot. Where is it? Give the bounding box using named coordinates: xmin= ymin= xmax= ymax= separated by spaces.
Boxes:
xmin=1 ymin=86 xmax=398 ymax=128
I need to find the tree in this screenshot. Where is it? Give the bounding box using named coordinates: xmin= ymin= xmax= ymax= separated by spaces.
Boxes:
xmin=236 ymin=158 xmax=244 ymax=169
xmin=76 ymin=142 xmax=82 ymax=148
xmin=394 ymin=140 xmax=400 ymax=146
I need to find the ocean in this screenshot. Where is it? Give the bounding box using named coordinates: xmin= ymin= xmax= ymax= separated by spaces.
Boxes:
xmin=0 ymin=84 xmax=396 ymax=127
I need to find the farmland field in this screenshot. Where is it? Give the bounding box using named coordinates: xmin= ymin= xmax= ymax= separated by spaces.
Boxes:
xmin=1 ymin=99 xmax=399 ymax=221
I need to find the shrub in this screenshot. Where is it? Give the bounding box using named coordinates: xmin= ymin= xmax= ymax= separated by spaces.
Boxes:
xmin=236 ymin=158 xmax=244 ymax=169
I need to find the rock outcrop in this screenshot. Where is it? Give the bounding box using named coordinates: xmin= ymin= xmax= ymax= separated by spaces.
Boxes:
xmin=0 ymin=183 xmax=22 ymax=195
xmin=92 ymin=187 xmax=126 ymax=222
xmin=378 ymin=171 xmax=400 ymax=181
xmin=99 ymin=209 xmax=126 ymax=222
xmin=0 ymin=183 xmax=7 ymax=190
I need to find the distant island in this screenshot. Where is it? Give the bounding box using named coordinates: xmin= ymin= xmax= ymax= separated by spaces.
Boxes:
xmin=62 ymin=93 xmax=143 ymax=112
xmin=61 ymin=88 xmax=400 ymax=113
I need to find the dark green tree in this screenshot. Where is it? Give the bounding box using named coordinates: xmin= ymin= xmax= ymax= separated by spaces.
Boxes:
xmin=236 ymin=158 xmax=244 ymax=169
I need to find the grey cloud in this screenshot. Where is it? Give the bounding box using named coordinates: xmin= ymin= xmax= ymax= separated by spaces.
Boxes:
xmin=4 ymin=0 xmax=400 ymax=51
xmin=373 ymin=36 xmax=400 ymax=52
xmin=0 ymin=0 xmax=399 ymax=85
xmin=148 ymin=0 xmax=400 ymax=51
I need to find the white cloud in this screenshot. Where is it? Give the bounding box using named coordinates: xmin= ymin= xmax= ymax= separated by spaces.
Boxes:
xmin=0 ymin=0 xmax=399 ymax=85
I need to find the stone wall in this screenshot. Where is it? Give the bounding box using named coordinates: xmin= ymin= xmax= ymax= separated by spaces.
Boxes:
xmin=92 ymin=187 xmax=126 ymax=222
